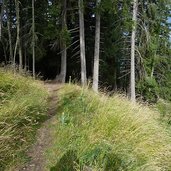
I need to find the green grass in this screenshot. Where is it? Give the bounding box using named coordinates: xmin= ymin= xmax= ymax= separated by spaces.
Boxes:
xmin=0 ymin=69 xmax=48 ymax=170
xmin=46 ymin=84 xmax=171 ymax=171
xmin=156 ymin=99 xmax=171 ymax=125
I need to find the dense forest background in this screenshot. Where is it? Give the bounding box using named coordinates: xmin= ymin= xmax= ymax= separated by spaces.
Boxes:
xmin=0 ymin=0 xmax=171 ymax=102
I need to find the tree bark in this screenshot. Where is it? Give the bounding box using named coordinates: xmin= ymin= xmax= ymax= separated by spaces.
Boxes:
xmin=0 ymin=2 xmax=2 ymax=41
xmin=32 ymin=0 xmax=35 ymax=78
xmin=2 ymin=41 xmax=7 ymax=64
xmin=7 ymin=12 xmax=13 ymax=62
xmin=59 ymin=0 xmax=67 ymax=83
xmin=0 ymin=1 xmax=5 ymax=63
xmin=13 ymin=38 xmax=18 ymax=68
xmin=24 ymin=48 xmax=27 ymax=71
xmin=130 ymin=0 xmax=138 ymax=102
xmin=78 ymin=0 xmax=87 ymax=86
xmin=14 ymin=0 xmax=22 ymax=72
xmin=92 ymin=0 xmax=101 ymax=92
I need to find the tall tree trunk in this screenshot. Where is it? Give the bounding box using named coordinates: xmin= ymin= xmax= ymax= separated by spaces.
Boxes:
xmin=0 ymin=2 xmax=2 ymax=41
xmin=92 ymin=0 xmax=101 ymax=92
xmin=130 ymin=0 xmax=138 ymax=102
xmin=14 ymin=0 xmax=22 ymax=72
xmin=24 ymin=48 xmax=27 ymax=71
xmin=78 ymin=0 xmax=87 ymax=86
xmin=5 ymin=0 xmax=13 ymax=63
xmin=13 ymin=37 xmax=18 ymax=67
xmin=7 ymin=13 xmax=13 ymax=62
xmin=2 ymin=41 xmax=7 ymax=64
xmin=60 ymin=0 xmax=67 ymax=83
xmin=32 ymin=0 xmax=35 ymax=78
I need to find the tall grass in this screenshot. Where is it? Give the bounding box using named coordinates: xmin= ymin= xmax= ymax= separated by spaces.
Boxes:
xmin=0 ymin=70 xmax=48 ymax=170
xmin=156 ymin=99 xmax=171 ymax=125
xmin=47 ymin=84 xmax=171 ymax=171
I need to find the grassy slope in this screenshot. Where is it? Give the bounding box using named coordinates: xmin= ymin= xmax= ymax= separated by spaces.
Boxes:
xmin=47 ymin=84 xmax=171 ymax=171
xmin=0 ymin=70 xmax=48 ymax=170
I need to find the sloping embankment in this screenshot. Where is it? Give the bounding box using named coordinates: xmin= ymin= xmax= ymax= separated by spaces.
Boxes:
xmin=0 ymin=70 xmax=48 ymax=170
xmin=47 ymin=84 xmax=171 ymax=171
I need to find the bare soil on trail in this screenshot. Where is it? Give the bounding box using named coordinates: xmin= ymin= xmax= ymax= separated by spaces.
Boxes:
xmin=18 ymin=82 xmax=61 ymax=171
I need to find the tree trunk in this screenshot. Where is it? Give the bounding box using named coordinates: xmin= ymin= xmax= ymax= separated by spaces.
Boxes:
xmin=59 ymin=0 xmax=67 ymax=83
xmin=0 ymin=1 xmax=5 ymax=62
xmin=2 ymin=41 xmax=7 ymax=64
xmin=130 ymin=0 xmax=138 ymax=102
xmin=78 ymin=0 xmax=87 ymax=86
xmin=32 ymin=0 xmax=35 ymax=78
xmin=7 ymin=13 xmax=13 ymax=62
xmin=92 ymin=0 xmax=101 ymax=92
xmin=5 ymin=0 xmax=13 ymax=63
xmin=0 ymin=2 xmax=2 ymax=41
xmin=14 ymin=0 xmax=22 ymax=72
xmin=24 ymin=48 xmax=27 ymax=71
xmin=13 ymin=38 xmax=18 ymax=68
xmin=18 ymin=41 xmax=22 ymax=72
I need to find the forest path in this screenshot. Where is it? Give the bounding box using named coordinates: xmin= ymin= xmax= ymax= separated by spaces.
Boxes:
xmin=19 ymin=82 xmax=61 ymax=171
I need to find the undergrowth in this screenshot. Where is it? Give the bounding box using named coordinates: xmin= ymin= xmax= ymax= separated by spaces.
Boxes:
xmin=156 ymin=99 xmax=171 ymax=125
xmin=0 ymin=70 xmax=48 ymax=170
xmin=47 ymin=84 xmax=171 ymax=171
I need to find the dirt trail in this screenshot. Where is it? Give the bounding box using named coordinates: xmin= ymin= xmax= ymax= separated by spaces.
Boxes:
xmin=19 ymin=82 xmax=61 ymax=171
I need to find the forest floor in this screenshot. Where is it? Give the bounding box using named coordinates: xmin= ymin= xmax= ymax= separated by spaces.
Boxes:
xmin=18 ymin=82 xmax=61 ymax=171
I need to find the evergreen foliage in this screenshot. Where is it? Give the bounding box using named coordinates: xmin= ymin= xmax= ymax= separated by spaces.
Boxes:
xmin=0 ymin=0 xmax=171 ymax=100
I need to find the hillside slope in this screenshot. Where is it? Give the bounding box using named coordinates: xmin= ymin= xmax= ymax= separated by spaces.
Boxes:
xmin=0 ymin=70 xmax=48 ymax=170
xmin=47 ymin=84 xmax=171 ymax=171
xmin=1 ymin=72 xmax=171 ymax=171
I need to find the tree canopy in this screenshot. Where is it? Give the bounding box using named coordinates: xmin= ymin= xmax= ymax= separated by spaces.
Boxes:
xmin=0 ymin=0 xmax=171 ymax=102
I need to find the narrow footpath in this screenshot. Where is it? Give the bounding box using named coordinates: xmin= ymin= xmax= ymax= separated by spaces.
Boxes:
xmin=19 ymin=82 xmax=61 ymax=171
